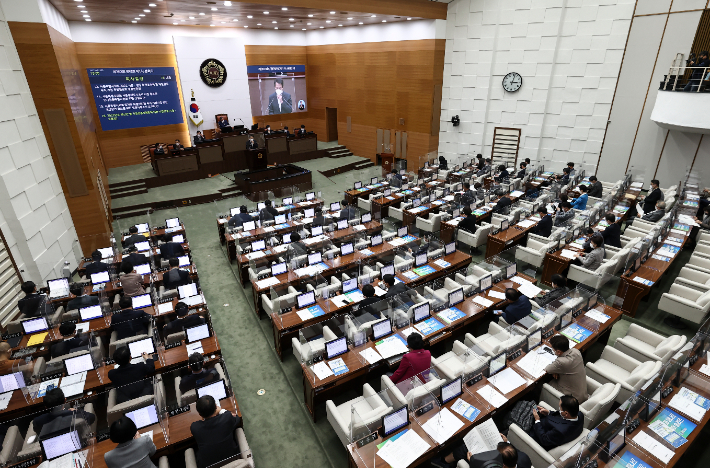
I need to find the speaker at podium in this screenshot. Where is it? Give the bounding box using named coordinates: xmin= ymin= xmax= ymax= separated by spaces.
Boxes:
xmin=245 ymin=148 xmax=268 ymax=170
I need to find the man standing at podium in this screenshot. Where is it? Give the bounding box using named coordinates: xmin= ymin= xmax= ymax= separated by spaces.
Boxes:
xmin=267 ymin=78 xmax=293 ymax=115
xmin=297 ymin=125 xmax=307 ymax=136
xmin=246 ymin=134 xmax=258 ymax=150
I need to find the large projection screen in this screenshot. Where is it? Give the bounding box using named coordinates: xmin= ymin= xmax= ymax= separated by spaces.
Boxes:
xmin=247 ymin=65 xmax=307 ymax=117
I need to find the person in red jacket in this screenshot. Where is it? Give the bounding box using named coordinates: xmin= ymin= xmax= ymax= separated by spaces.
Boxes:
xmin=390 ymin=333 xmax=431 ymax=384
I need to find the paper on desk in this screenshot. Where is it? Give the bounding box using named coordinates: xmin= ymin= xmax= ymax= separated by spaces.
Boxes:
xmin=516 ymin=219 xmax=536 ymax=228
xmin=60 ymin=372 xmax=87 ymax=388
xmin=74 ymin=323 xmax=90 ymax=334
xmin=158 ymin=302 xmax=173 ymax=314
xmin=671 ymin=229 xmax=689 ymax=237
xmin=388 ymin=238 xmax=406 ymax=247
xmin=632 ymin=431 xmax=675 ymax=464
xmin=510 ymin=276 xmax=529 ymax=285
xmin=255 ymin=277 xmax=280 ymax=289
xmin=353 ymin=225 xmax=366 ymax=231
xmin=559 ymin=249 xmax=577 ymax=259
xmin=399 ymin=328 xmax=417 ymax=338
xmin=422 ymin=407 xmax=464 ymax=444
xmin=376 ymin=428 xmax=431 ymax=468
xmin=668 ymin=392 xmax=707 ymax=421
xmin=516 ymin=350 xmax=557 ymax=378
xmin=678 ymin=214 xmax=700 ymax=227
xmin=140 ymin=430 xmax=154 ymax=440
xmin=245 ymin=251 xmax=265 ymax=260
xmin=36 ymin=379 xmax=60 ymax=398
xmin=273 ymin=245 xmax=288 ymax=253
xmin=328 ymin=358 xmax=349 ymax=375
xmin=375 ymin=336 xmax=409 ymax=359
xmin=476 ymin=385 xmax=508 ymax=408
xmin=473 ymin=296 xmax=494 ymax=308
xmin=463 ymin=418 xmax=503 ymax=454
xmin=330 ymin=295 xmax=351 ymax=308
xmin=297 ymin=309 xmax=315 ymax=321
xmin=374 ymin=286 xmax=387 ymax=297
xmin=27 ymin=332 xmax=48 ymax=346
xmin=186 ymin=342 xmax=204 ymax=355
xmin=584 ymin=309 xmax=611 ymax=323
xmin=665 ymin=240 xmax=683 ymax=247
xmin=262 ymin=227 xmax=275 ymax=233
xmin=487 ymin=368 xmax=527 ymax=395
xmin=0 ymin=392 xmax=12 ymax=411
xmin=517 ymin=282 xmax=542 ymax=298
xmin=699 ymin=363 xmax=710 ymax=378
xmin=311 ymin=361 xmax=334 ymax=381
xmin=487 ymin=291 xmax=506 ymax=300
xmin=360 ymin=348 xmax=383 ymax=365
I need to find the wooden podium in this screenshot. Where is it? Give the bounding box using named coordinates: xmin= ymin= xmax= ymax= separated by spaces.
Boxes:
xmin=380 ymin=152 xmax=395 ymax=172
xmin=245 ymin=148 xmax=268 ymax=170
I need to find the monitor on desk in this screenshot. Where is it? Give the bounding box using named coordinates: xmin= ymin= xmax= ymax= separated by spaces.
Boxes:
xmin=166 ymin=217 xmax=180 ymax=229
xmin=48 ymin=278 xmax=70 ymax=299
xmin=271 ymin=262 xmax=287 ymax=276
xmin=306 ymin=192 xmax=315 ymax=201
xmin=308 ymin=252 xmax=322 ymax=265
xmin=371 ymin=234 xmax=382 ymax=247
xmin=135 ymin=223 xmax=149 ymax=234
xmin=80 ymin=305 xmax=103 ymax=322
xmin=128 ymin=337 xmax=155 ymax=358
xmin=325 ymin=336 xmax=348 ymax=360
xmin=282 ymin=233 xmax=292 ymax=244
xmin=400 ymin=169 xmax=406 ymax=175
xmin=443 ymin=187 xmax=450 ymax=197
xmin=485 ymin=195 xmax=491 ymax=203
xmin=297 ymin=291 xmax=316 ymax=309
xmin=340 ymin=242 xmax=354 ymax=256
xmin=242 ymin=221 xmax=256 ymax=231
xmin=412 ymin=198 xmax=421 ymax=208
xmin=125 ymin=404 xmax=159 ymax=430
xmin=415 ymin=251 xmax=428 ymax=267
xmin=186 ymin=323 xmax=210 ymax=343
xmin=380 ymin=263 xmax=394 ymax=278
xmin=274 ymin=214 xmax=286 ymax=225
xmin=397 ymin=226 xmax=408 ymax=238
xmin=90 ymin=271 xmax=110 ymax=285
xmin=40 ymin=430 xmax=82 ymax=461
xmin=479 ymin=274 xmax=493 ymax=292
xmin=230 ymin=207 xmax=240 ymax=217
xmin=343 ymin=278 xmax=358 ymax=294
xmin=179 ymin=283 xmax=198 ymax=299
xmin=354 ymin=181 xmax=362 ymax=190
xmin=98 ymin=247 xmax=114 ymax=259
xmin=361 ymin=212 xmax=372 ymax=224
xmin=384 ymin=189 xmax=391 ymax=197
xmin=372 ymin=318 xmax=392 ymax=340
xmin=586 ymin=295 xmax=598 ymax=311
xmin=371 ymin=177 xmax=378 ymax=185
xmin=132 ymin=293 xmax=152 ymax=309
xmin=421 ymin=194 xmax=430 ymax=204
xmin=282 ymin=197 xmax=292 ymax=206
xmin=304 ymin=208 xmax=315 ymax=218
xmin=135 ymin=241 xmax=150 ymax=252
xmin=311 ymin=225 xmax=323 ymax=237
xmin=337 ymin=219 xmax=348 ymax=230
xmin=330 ymin=202 xmax=341 ymax=212
xmin=413 ymin=302 xmax=430 ymax=323
xmin=22 ymin=317 xmax=48 ymax=335
xmin=257 ymin=202 xmax=266 ymax=211
xmin=527 ymin=329 xmax=542 ymax=352
xmin=500 ymin=219 xmax=509 ymax=231
xmin=64 ymin=353 xmax=94 ymax=376
xmin=489 ymin=351 xmax=507 ymax=377
xmin=0 ymin=372 xmax=25 ymax=392
xmin=172 ymin=234 xmax=184 ymax=244
xmin=506 ymin=263 xmax=517 ymax=279
xmin=197 ymin=379 xmax=229 ymax=402
xmin=178 ymin=255 xmax=190 ymax=267
xmin=445 ymin=242 xmax=456 ymax=256
xmin=448 ymin=288 xmax=464 ymax=307
xmin=634 ymin=256 xmax=641 ymax=272
xmin=560 ymin=309 xmax=573 ymax=329
xmin=452 ymin=208 xmax=460 ymax=218
xmin=382 ymin=406 xmax=409 ymax=437
xmin=251 ymin=239 xmax=266 ymax=252
xmin=440 ymin=377 xmax=462 ymax=405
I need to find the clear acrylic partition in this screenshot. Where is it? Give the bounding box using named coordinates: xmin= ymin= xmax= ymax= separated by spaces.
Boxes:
xmin=434 ymin=344 xmax=491 ymax=389
xmin=115 ymin=210 xmax=153 ymax=248
xmin=478 ymin=255 xmax=514 ymax=283
xmin=14 ymin=357 xmax=36 ymax=404
xmin=284 ymin=274 xmax=332 ymax=325
xmin=270 ymin=284 xmax=297 ymax=317
xmin=350 ymin=392 xmax=407 ymax=468
xmin=549 ymin=431 xmax=606 ymax=468
xmin=300 ymin=315 xmax=363 ymax=385
xmin=348 ymin=296 xmax=392 ymax=347
xmin=393 ymin=248 xmax=415 ymax=274
xmin=153 ymin=373 xmax=169 ymax=444
xmin=350 ymin=388 xmax=397 ymax=445
xmin=417 ymin=282 xmax=448 ymax=314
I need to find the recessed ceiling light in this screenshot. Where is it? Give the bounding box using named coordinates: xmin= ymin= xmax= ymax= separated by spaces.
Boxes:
xmin=80 ymin=10 xmax=87 ymax=13
xmin=247 ymin=15 xmax=252 ymax=18
xmin=210 ymin=24 xmax=215 ymax=27
xmin=272 ymin=21 xmax=276 ymax=23
xmin=371 ymin=15 xmax=376 ymax=17
xmin=257 ymin=23 xmax=261 ymax=25
xmin=199 ymin=12 xmax=205 ymax=15
xmin=211 ymin=7 xmax=217 ymax=11
xmin=274 ymin=27 xmax=278 ymax=29
xmin=85 ymin=19 xmax=91 ymax=21
xmin=359 ymin=22 xmax=363 ymax=24
xmin=289 ymin=18 xmax=294 ymax=21
xmin=347 ymin=17 xmax=352 ymax=20
xmin=326 ymin=20 xmax=331 ymax=23
xmin=135 ymin=17 xmax=141 ymax=20
xmin=76 ymin=4 xmax=83 ymax=7
xmin=302 ymin=28 xmax=306 ymax=30
xmin=82 ymin=14 xmax=89 ymax=17
xmin=281 ymin=7 xmax=287 ymax=10
xmin=320 ymin=26 xmax=323 ymax=28
xmin=221 ymin=21 xmax=226 ymax=23
xmin=407 ymin=17 xmax=412 ymax=20
xmin=290 ymin=25 xmax=294 ymax=27
xmin=330 ymin=11 xmax=335 ymax=14
xmin=308 ymin=14 xmax=313 ymax=17
xmin=244 ymin=25 xmax=248 ymax=28
xmin=382 ymin=20 xmax=386 ymax=22
xmin=189 ymin=16 xmax=194 ymax=19
xmin=139 ymin=14 xmax=145 ymax=16
xmin=132 ymin=20 xmax=137 ymax=23
xmin=74 ymin=0 xmax=82 ymax=2
xmin=173 ymin=22 xmax=178 ymax=25
xmin=224 ymin=1 xmax=232 ymax=5
xmin=263 ymin=11 xmax=269 ymax=14
xmin=233 ymin=19 xmax=238 ymax=21
xmin=307 ymin=22 xmax=311 ymax=25
xmin=149 ymin=3 xmax=156 ymax=6
xmin=338 ymin=24 xmax=342 ymax=27
xmin=180 ymin=19 xmax=185 ymax=21
xmin=143 ymin=9 xmax=150 ymax=12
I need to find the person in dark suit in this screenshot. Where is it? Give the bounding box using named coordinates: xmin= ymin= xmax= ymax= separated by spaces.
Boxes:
xmin=311 ymin=208 xmax=326 ymax=226
xmin=555 ymin=167 xmax=571 ymax=184
xmin=476 ymin=158 xmax=491 ymax=176
xmin=85 ymin=250 xmax=109 ymax=278
xmin=495 ymin=164 xmax=510 ymax=183
xmin=107 ymin=346 xmax=155 ymax=404
xmin=264 ymin=125 xmax=273 ymax=134
xmin=434 ymin=438 xmax=532 ymax=468
xmin=528 ymin=395 xmax=584 ymax=450
xmin=516 ymin=162 xmax=527 ymax=180
xmin=179 ymin=352 xmax=219 ymax=393
xmin=160 ymin=234 xmax=185 ymax=260
xmin=288 ymin=232 xmax=309 ymax=258
xmin=600 ymin=212 xmax=621 ymax=248
xmin=267 ymin=78 xmax=293 ymax=115
xmin=554 ymin=201 xmax=575 ymax=226
xmin=122 ymin=226 xmax=146 ymax=249
xmin=173 ymin=139 xmax=183 ymax=151
xmin=475 ymin=154 xmax=484 ymax=171
xmin=382 ymin=274 xmax=409 ymax=299
xmin=639 ymin=200 xmax=666 ymax=222
xmin=245 ymin=135 xmax=258 ymax=150
xmin=194 ymin=131 xmax=206 ymax=145
xmin=32 ymin=388 xmax=96 ymax=435
xmin=457 ymin=207 xmax=478 ymax=233
xmin=122 ymin=245 xmax=149 ymax=268
xmin=227 ymin=206 xmax=253 ymax=228
xmin=17 ymin=281 xmax=45 ymax=318
xmin=153 ymin=143 xmax=165 ymax=155
xmin=297 ymin=125 xmax=307 ymax=135
xmin=460 ymin=182 xmax=476 ymax=207
xmin=587 ymin=176 xmax=603 ymax=198
xmin=537 ymin=274 xmax=570 ymax=306
xmin=190 ymin=395 xmax=242 ymax=468
xmin=531 ymin=206 xmax=553 ymax=237
xmin=163 ymin=302 xmax=204 ymax=338
xmin=259 ymin=200 xmax=278 ymax=221
xmin=163 ymin=258 xmax=191 ymax=290
xmin=104 ymin=416 xmax=157 ymax=468
xmin=389 ymin=169 xmax=403 ymax=188
xmin=66 ymin=284 xmax=99 ymax=311
xmin=50 ymin=322 xmax=90 ymax=360
xmin=494 ymin=288 xmax=531 ymax=324
xmin=492 ymin=195 xmax=512 ymax=214
xmin=218 ymin=116 xmax=232 ymax=132
xmin=110 ymin=295 xmax=152 ymax=341
xmin=339 ymin=200 xmax=357 ymax=220
xmin=353 ymin=284 xmax=382 ymax=320
xmin=282 ymin=126 xmax=291 ymax=135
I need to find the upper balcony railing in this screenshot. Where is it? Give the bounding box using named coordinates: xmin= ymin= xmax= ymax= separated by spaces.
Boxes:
xmin=659 ymin=64 xmax=710 ymax=92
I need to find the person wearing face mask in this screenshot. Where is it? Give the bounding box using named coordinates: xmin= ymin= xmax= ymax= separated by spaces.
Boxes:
xmin=268 ymin=78 xmax=293 ymax=115
xmin=527 ymin=396 xmax=584 ymax=450
xmin=246 ymin=134 xmax=258 ymax=150
xmin=545 ymin=335 xmax=588 ymax=403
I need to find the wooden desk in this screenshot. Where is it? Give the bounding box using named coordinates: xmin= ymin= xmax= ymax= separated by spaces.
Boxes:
xmin=344 ymin=182 xmax=390 ymax=206
xmin=371 ymin=194 xmax=403 ymax=220
xmin=485 ymin=216 xmax=540 ymax=258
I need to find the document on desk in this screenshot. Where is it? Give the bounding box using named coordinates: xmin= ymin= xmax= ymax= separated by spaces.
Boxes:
xmin=476 ymin=385 xmax=508 ymax=408
xmin=516 ymin=350 xmax=556 ymax=378
xmin=375 ymin=428 xmax=431 ymax=468
xmin=353 ymin=225 xmax=366 ymax=231
xmin=632 ymin=431 xmax=675 ymax=464
xmin=74 ymin=322 xmax=90 ymax=334
xmin=671 ymin=229 xmax=689 ymax=237
xmin=584 ymin=309 xmax=611 ymax=323
xmin=451 ymin=398 xmax=481 ymax=422
xmin=560 ymin=249 xmax=577 ymax=259
xmin=463 ymin=418 xmax=503 ymax=454
xmin=669 ymin=391 xmax=707 ymax=421
xmin=665 ymin=240 xmax=683 ymax=247
xmin=36 ymin=378 xmax=60 ymax=398
xmin=487 ymin=291 xmax=506 ymax=300
xmin=699 ymin=363 xmax=710 ymax=378
xmin=255 ymin=277 xmax=280 ymax=289
xmin=473 ymin=296 xmax=494 ymax=308
xmin=517 ymin=282 xmax=542 ymax=298
xmin=59 ymin=372 xmax=87 ymax=398
xmin=375 ymin=335 xmax=409 ymax=359
xmin=0 ymin=392 xmax=12 ymax=411
xmin=27 ymin=332 xmax=49 ymax=347
xmin=487 ymin=368 xmax=527 ymax=395
xmin=516 ymin=219 xmax=536 ymax=229
xmin=510 ymin=276 xmax=529 ymax=285
xmin=186 ymin=342 xmax=203 ymax=355
xmin=388 ymin=238 xmax=406 ymax=247
xmin=310 ymin=361 xmax=334 ymax=381
xmin=422 ymin=407 xmax=464 ymax=444
xmin=245 ymin=251 xmax=265 ymax=260
xmin=360 ymin=348 xmax=383 ymax=365
xmin=327 ymin=358 xmax=349 ymax=376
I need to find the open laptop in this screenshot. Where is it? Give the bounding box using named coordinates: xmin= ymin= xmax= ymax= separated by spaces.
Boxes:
xmin=166 ymin=218 xmax=180 ymax=229
xmin=64 ymin=353 xmax=94 ymax=376
xmin=125 ymin=404 xmax=159 ymax=429
xmin=186 ymin=323 xmax=210 ymax=343
xmin=128 ymin=337 xmax=155 ymax=358
xmin=48 ymin=278 xmax=70 ymax=299
xmin=79 ymin=304 xmax=103 ymax=322
xmin=22 ymin=317 xmax=48 ymax=335
xmin=197 ymin=379 xmax=229 ymax=402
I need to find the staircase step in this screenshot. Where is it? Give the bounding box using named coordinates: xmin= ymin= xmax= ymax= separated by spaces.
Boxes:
xmin=110 ymin=188 xmax=149 ymax=199
xmin=110 ymin=183 xmax=147 ymax=195
xmin=109 ymin=180 xmax=149 ymax=190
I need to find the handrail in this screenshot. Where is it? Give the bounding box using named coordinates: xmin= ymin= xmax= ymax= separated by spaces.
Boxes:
xmin=661 ymin=65 xmax=710 ymax=92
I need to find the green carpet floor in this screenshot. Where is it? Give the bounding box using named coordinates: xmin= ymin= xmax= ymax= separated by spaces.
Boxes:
xmin=109 ymin=156 xmax=710 ymax=468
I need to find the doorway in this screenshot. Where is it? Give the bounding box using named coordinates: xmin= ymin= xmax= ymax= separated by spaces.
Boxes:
xmin=325 ymin=107 xmax=338 ymax=142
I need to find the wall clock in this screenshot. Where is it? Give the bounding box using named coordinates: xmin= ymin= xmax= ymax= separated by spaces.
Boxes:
xmin=502 ymin=72 xmax=522 ymax=92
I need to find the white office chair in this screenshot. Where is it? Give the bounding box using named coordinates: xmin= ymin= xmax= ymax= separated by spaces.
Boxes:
xmin=675 ymin=266 xmax=710 ymax=291
xmin=515 ymin=238 xmax=557 ymax=268
xmin=504 ymin=423 xmax=591 ymax=468
xmin=389 ymin=202 xmax=412 ymax=223
xmin=416 ymin=212 xmax=444 ymax=233
xmin=585 ymin=346 xmax=662 ymax=403
xmin=357 ymin=193 xmax=376 ymax=211
xmin=261 ymin=286 xmax=299 ymax=316
xmin=658 ymin=282 xmax=710 ymax=325
xmin=431 ymin=340 xmax=490 ymax=381
xmin=381 ymin=372 xmax=446 ymax=409
xmin=457 ymin=222 xmax=493 ymax=252
xmin=326 ymin=383 xmax=392 ymax=446
xmin=292 ymin=325 xmax=338 ymax=363
xmin=614 ymin=324 xmax=687 ymax=364
xmin=463 ymin=326 xmax=525 ymax=358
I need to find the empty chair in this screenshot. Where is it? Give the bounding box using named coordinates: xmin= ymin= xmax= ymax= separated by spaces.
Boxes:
xmin=381 ymin=372 xmax=446 ymax=409
xmin=416 ymin=212 xmax=444 ymax=233
xmin=614 ymin=324 xmax=687 ymax=364
xmin=431 ymin=340 xmax=490 ymax=381
xmin=292 ymin=326 xmax=337 ymax=363
xmin=658 ymin=282 xmax=710 ymax=325
xmin=357 ymin=193 xmax=377 ymax=211
xmin=0 ymin=425 xmax=22 ymax=467
xmin=457 ymin=222 xmax=493 ymax=253
xmin=539 ymin=377 xmax=620 ymax=429
xmin=261 ymin=286 xmax=299 ymax=315
xmin=675 ymin=266 xmax=710 ymax=291
xmin=684 ymin=254 xmax=710 ymax=274
xmin=326 ymin=383 xmax=392 ymax=446
xmin=389 ymin=201 xmax=412 ymax=223
xmin=464 ymin=326 xmax=525 ymax=357
xmin=585 ymin=346 xmax=662 ymax=403
xmin=515 ymin=237 xmax=557 ymax=268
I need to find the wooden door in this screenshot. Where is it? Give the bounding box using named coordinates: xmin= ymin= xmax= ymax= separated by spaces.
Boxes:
xmin=326 ymin=107 xmax=338 ymax=142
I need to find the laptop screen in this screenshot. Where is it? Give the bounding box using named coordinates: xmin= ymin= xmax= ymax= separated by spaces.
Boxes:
xmin=135 ymin=223 xmax=149 ymax=234
xmin=251 ymin=239 xmax=266 ymax=251
xmin=135 ymin=241 xmax=150 ymax=252
xmin=275 ymin=214 xmax=286 ymax=224
xmin=41 ymin=430 xmax=81 ymax=460
xmin=166 ymin=218 xmax=180 ymax=228
xmin=414 ymin=302 xmax=430 ymax=322
xmin=0 ymin=372 xmax=25 ymax=393
xmin=90 ymin=271 xmax=110 ymax=284
xmin=381 ymin=263 xmax=394 ymax=278
xmin=372 ymin=318 xmax=392 ymax=340
xmin=304 ymin=208 xmax=315 ymax=218
xmin=308 ymin=252 xmax=322 ymax=265
xmin=48 ymin=278 xmax=69 ymax=298
xmin=22 ymin=317 xmax=48 ymax=334
xmin=397 ymin=226 xmax=408 ymax=237
xmin=282 ymin=233 xmax=292 ymax=244
xmin=271 ymin=262 xmax=287 ymax=276
xmin=330 ymin=202 xmax=341 ymax=212
xmin=448 ymin=288 xmax=464 ymax=306
xmin=243 ymin=221 xmax=256 ymax=231
xmin=282 ymin=197 xmax=292 ymax=205
xmin=177 ymin=255 xmax=190 ymax=267
xmin=415 ymin=252 xmax=427 ymax=267
xmin=64 ymin=353 xmax=94 ymax=376
xmin=343 ymin=278 xmax=357 ymax=294
xmin=445 ymin=242 xmax=456 ymax=256
xmin=197 ymin=379 xmax=228 ymax=402
xmin=257 ymin=202 xmax=266 ymax=211
xmin=230 ymin=207 xmax=240 ymax=217
xmin=371 ymin=177 xmax=378 ymax=185
xmin=128 ymin=337 xmax=155 ymax=358
xmin=489 ymin=351 xmax=507 ymax=377
xmin=441 ymin=377 xmax=462 ymax=404
xmin=384 ymin=189 xmax=391 ymax=196
xmin=186 ymin=323 xmax=210 ymax=343
xmin=98 ymin=247 xmax=114 ymax=259
xmin=125 ymin=404 xmax=159 ymax=429
xmin=179 ymin=283 xmax=198 ymax=299
xmin=506 ymin=263 xmax=517 ymax=279
xmin=361 ymin=212 xmax=372 ymax=224
xmin=354 ymin=181 xmax=362 ymax=189
xmin=341 ymin=243 xmax=354 ymax=256
xmin=306 ymin=192 xmax=315 ymax=200
xmin=172 ymin=234 xmax=184 ymax=243
xmin=132 ymin=294 xmax=152 ymax=309
xmin=325 ymin=336 xmax=348 ymax=360
xmin=80 ymin=305 xmax=103 ymax=322
xmin=527 ymin=329 xmax=542 ymax=351
xmin=337 ymin=219 xmax=348 ymax=230
xmin=311 ymin=225 xmax=323 ymax=237
xmin=297 ymin=291 xmax=316 ymax=309
xmin=383 ymin=406 xmax=409 ymax=436
xmin=371 ymin=234 xmax=382 ymax=247
xmin=412 ymin=198 xmax=421 ymax=208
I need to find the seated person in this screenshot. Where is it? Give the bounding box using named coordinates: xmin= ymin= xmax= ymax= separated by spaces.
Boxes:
xmin=599 ymin=212 xmax=621 ymax=248
xmin=474 ymin=182 xmax=485 ymax=199
xmin=259 ymin=200 xmax=278 ymax=221
xmin=288 ymin=232 xmax=308 ymax=258
xmin=516 ymin=162 xmax=527 ymax=180
xmin=297 ymin=124 xmax=307 ymax=136
xmin=164 ymin=302 xmax=204 ymax=338
xmin=537 ymin=274 xmax=569 ymax=306
xmin=173 ymin=139 xmax=183 ymax=151
xmin=67 ymin=284 xmax=99 ymax=311
xmin=264 ymin=124 xmax=273 ymax=134
xmin=159 ymin=233 xmax=185 ymax=259
xmin=190 ymin=395 xmax=242 ymax=468
xmin=245 ymin=134 xmax=258 ymax=150
xmin=433 ymin=436 xmax=532 ymax=468
xmin=495 ymin=164 xmax=510 ymax=183
xmin=457 ymin=206 xmax=477 ymax=233
xmin=84 ymin=250 xmax=109 ymax=277
xmin=311 ymin=208 xmax=326 ymax=226
xmin=282 ymin=126 xmax=290 ymax=134
xmin=530 ymin=206 xmax=552 ymax=237
xmin=475 ymin=154 xmax=484 ymax=171
xmin=123 ymin=245 xmax=150 ymax=267
xmin=545 ymin=335 xmax=588 ymax=404
xmin=460 ymin=182 xmax=476 ymax=206
xmin=120 ymin=261 xmax=146 ymax=297
xmin=0 ymin=342 xmax=11 ymax=363
xmin=390 ymin=333 xmax=431 ymax=384
xmin=111 ymin=295 xmax=152 ymax=341
xmin=389 ymin=169 xmax=403 ymax=188
xmin=227 ymin=206 xmax=253 ymax=228
xmin=107 ymin=346 xmax=155 ymax=404
xmin=528 ymin=395 xmax=584 ymax=450
xmin=32 ymin=388 xmax=96 ymax=435
xmin=555 ymin=167 xmax=571 ymax=184
xmin=339 ymin=199 xmax=357 ymax=220
xmin=194 ymin=131 xmax=206 ymax=145
xmin=494 ymin=289 xmax=531 ymax=324
xmin=566 ymin=162 xmax=575 ymax=177
xmin=17 ymin=281 xmax=44 ymax=318
xmin=587 ymin=176 xmax=603 ymax=198
xmin=122 ymin=226 xmax=146 ymax=249
xmin=352 ymin=284 xmax=382 ymax=320
xmin=555 ymin=194 xmax=568 ymax=212
xmin=104 ymin=416 xmax=157 ymax=468
xmin=163 ymin=258 xmax=191 ymax=290
xmin=382 ymin=273 xmax=409 ymax=298
xmin=639 ymin=200 xmax=666 ymax=222
xmin=570 ymin=185 xmax=588 ymax=210
xmin=50 ymin=322 xmax=90 ymax=359
xmin=476 ymin=158 xmax=491 ymax=176
xmin=492 ymin=195 xmax=512 ymax=214
xmin=553 ymin=201 xmax=574 ymax=226
xmin=153 ymin=143 xmax=165 ymax=155
xmin=572 ymin=233 xmax=604 ymax=271
xmin=218 ymin=116 xmax=232 ymax=132
xmin=179 ymin=352 xmax=219 ymax=393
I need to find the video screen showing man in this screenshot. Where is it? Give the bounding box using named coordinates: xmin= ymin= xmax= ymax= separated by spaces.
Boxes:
xmin=248 ymin=65 xmax=307 ymax=117
xmin=268 ymin=78 xmax=293 ymax=115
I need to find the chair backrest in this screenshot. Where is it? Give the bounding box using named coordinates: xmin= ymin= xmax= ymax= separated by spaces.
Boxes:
xmin=215 ymin=113 xmax=228 ymax=125
xmin=580 ymin=381 xmax=620 ymax=428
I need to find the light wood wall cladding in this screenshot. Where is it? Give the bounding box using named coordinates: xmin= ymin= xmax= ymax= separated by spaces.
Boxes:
xmin=43 ymin=109 xmax=89 ymax=196
xmin=74 ymin=43 xmax=191 ymax=169
xmin=245 ymin=40 xmax=445 ymax=167
xmin=9 ymin=23 xmax=113 ymax=254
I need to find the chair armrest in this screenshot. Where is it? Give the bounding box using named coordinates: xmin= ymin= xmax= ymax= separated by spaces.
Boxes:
xmin=600 ymin=346 xmax=641 ymax=372
xmin=668 ymin=283 xmax=703 ymax=301
xmin=235 ymin=427 xmax=252 ymax=462
xmin=159 ymin=456 xmax=170 ymax=468
xmin=625 ymin=324 xmax=664 ymax=347
xmin=660 ymin=292 xmax=703 ymax=310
